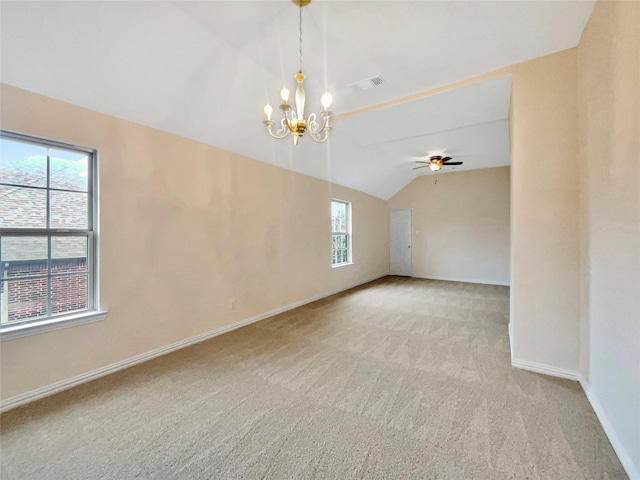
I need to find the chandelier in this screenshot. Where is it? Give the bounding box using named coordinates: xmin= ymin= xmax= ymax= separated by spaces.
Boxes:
xmin=262 ymin=0 xmax=333 ymax=145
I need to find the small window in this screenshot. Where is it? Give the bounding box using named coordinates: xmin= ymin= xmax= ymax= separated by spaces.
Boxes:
xmin=331 ymin=199 xmax=352 ymax=266
xmin=0 ymin=131 xmax=103 ymax=338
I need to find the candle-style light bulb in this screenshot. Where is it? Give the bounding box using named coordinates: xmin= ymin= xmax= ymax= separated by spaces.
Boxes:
xmin=280 ymin=87 xmax=290 ymax=103
xmin=321 ymin=92 xmax=333 ymax=110
xmin=263 ymin=103 xmax=273 ymax=121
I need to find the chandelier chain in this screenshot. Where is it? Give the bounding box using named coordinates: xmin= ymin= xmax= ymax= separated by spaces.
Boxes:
xmin=299 ymin=2 xmax=303 ymax=72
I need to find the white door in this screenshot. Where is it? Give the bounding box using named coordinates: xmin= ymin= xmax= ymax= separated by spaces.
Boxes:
xmin=390 ymin=209 xmax=413 ymax=276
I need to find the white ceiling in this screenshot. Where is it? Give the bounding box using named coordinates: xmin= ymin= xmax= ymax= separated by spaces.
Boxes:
xmin=0 ymin=1 xmax=594 ymax=199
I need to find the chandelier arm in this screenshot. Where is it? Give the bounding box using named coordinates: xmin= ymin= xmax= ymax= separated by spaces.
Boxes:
xmin=307 ymin=112 xmax=330 ymax=135
xmin=307 ymin=114 xmax=330 ymax=142
xmin=264 ymin=119 xmax=291 ymax=139
xmin=279 ymin=117 xmax=294 ymax=136
xmin=308 ymin=128 xmax=331 ymax=143
xmin=280 ymin=107 xmax=298 ymax=134
xmin=288 ymin=109 xmax=297 ymax=125
xmin=281 ymin=117 xmax=294 ymax=136
xmin=306 ymin=113 xmax=319 ymax=133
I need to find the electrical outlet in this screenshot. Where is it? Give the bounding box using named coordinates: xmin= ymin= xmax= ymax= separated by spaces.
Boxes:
xmin=230 ymin=299 xmax=236 ymax=309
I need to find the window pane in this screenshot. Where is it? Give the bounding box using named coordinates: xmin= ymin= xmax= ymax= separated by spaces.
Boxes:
xmin=50 ymin=149 xmax=88 ymax=192
xmin=51 ymin=273 xmax=87 ymax=315
xmin=0 ymin=186 xmax=47 ymax=228
xmin=0 ymin=139 xmax=47 ymax=188
xmin=331 ymin=201 xmax=347 ymax=234
xmin=1 ymin=236 xmax=48 ymax=278
xmin=0 ymin=277 xmax=48 ymax=324
xmin=332 ymin=234 xmax=349 ymax=265
xmin=332 ymin=234 xmax=347 ymax=249
xmin=51 ymin=236 xmax=88 ymax=274
xmin=331 ymin=201 xmax=345 ymax=218
xmin=50 ymin=190 xmax=88 ymax=229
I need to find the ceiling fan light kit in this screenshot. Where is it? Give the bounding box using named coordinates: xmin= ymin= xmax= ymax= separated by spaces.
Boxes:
xmin=413 ymin=155 xmax=464 ymax=172
xmin=262 ymin=0 xmax=332 ymax=145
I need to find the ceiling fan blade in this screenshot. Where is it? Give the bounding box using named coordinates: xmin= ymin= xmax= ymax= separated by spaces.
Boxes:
xmin=414 ymin=160 xmax=430 ymax=164
xmin=441 ymin=157 xmax=453 ymax=162
xmin=413 ymin=165 xmax=428 ymax=170
xmin=443 ymin=162 xmax=463 ymax=166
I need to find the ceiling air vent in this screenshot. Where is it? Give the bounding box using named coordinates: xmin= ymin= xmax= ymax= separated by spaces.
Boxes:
xmin=350 ymin=75 xmax=384 ymax=90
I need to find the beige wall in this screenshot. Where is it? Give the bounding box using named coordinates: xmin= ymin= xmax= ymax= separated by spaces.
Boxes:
xmin=577 ymin=1 xmax=639 ymax=476
xmin=508 ymin=49 xmax=581 ymax=372
xmin=0 ymin=84 xmax=389 ymax=401
xmin=388 ymin=167 xmax=510 ymax=285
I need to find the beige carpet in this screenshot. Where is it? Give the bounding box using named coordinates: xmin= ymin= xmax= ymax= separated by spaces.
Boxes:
xmin=0 ymin=277 xmax=627 ymax=479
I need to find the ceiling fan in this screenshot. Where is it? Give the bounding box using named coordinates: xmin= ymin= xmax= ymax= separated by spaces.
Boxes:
xmin=413 ymin=155 xmax=463 ymax=172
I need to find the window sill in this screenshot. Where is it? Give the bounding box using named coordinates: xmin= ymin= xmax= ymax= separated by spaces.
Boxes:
xmin=332 ymin=262 xmax=354 ymax=269
xmin=0 ymin=310 xmax=108 ymax=342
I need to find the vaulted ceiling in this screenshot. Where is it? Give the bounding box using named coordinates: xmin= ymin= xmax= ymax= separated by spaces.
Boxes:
xmin=0 ymin=1 xmax=595 ymax=199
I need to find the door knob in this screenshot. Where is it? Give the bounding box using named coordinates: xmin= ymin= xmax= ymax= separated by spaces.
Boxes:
xmin=408 ymin=246 xmax=411 ymax=248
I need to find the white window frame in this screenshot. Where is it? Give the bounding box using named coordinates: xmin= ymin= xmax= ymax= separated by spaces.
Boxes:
xmin=331 ymin=199 xmax=352 ymax=268
xmin=0 ymin=130 xmax=106 ymax=341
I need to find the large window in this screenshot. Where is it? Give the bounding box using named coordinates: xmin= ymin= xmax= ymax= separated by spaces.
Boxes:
xmin=0 ymin=131 xmax=103 ymax=338
xmin=331 ymin=199 xmax=351 ymax=266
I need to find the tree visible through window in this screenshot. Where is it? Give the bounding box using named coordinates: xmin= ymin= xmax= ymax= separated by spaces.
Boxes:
xmin=331 ymin=200 xmax=351 ymax=266
xmin=0 ymin=132 xmax=97 ymax=327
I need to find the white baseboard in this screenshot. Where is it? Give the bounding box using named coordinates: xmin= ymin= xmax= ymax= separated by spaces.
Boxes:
xmin=579 ymin=375 xmax=639 ymax=480
xmin=511 ymin=363 xmax=638 ymax=478
xmin=511 ymin=358 xmax=580 ymax=381
xmin=413 ymin=275 xmax=510 ymax=287
xmin=0 ymin=273 xmax=387 ymax=413
xmin=508 ymin=322 xmax=513 ymax=362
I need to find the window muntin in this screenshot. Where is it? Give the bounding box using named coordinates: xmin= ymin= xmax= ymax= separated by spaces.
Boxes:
xmin=0 ymin=132 xmax=96 ymax=327
xmin=331 ymin=199 xmax=351 ymax=266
